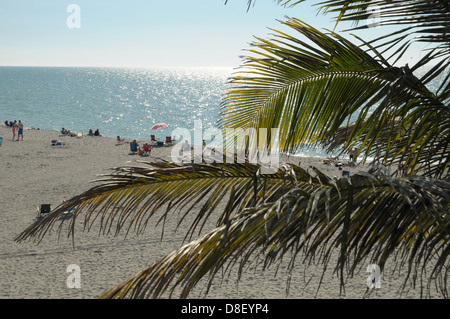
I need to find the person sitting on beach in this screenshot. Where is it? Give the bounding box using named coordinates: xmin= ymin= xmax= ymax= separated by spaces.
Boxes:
xmin=87 ymin=129 xmax=94 ymax=136
xmin=142 ymin=143 xmax=152 ymax=155
xmin=94 ymin=129 xmax=101 ymax=136
xmin=130 ymin=139 xmax=139 ymax=150
xmin=138 ymin=144 xmax=151 ymax=156
xmin=182 ymin=140 xmax=191 ymax=152
xmin=63 ymin=128 xmax=77 ymax=137
xmin=117 ymin=136 xmax=126 ymax=143
xmin=61 ymin=127 xmax=77 ymax=137
xmin=322 ymin=156 xmax=336 ymax=165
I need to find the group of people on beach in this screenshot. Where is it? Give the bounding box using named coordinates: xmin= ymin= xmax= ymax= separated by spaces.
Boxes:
xmin=322 ymin=147 xmax=359 ymax=167
xmin=5 ymin=120 xmax=24 ymax=141
xmin=88 ymin=129 xmax=101 ymax=137
xmin=61 ymin=127 xmax=101 ymax=137
xmin=130 ymin=139 xmax=152 ymax=156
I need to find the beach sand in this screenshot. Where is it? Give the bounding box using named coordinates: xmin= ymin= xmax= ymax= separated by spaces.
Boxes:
xmin=0 ymin=125 xmax=443 ymax=299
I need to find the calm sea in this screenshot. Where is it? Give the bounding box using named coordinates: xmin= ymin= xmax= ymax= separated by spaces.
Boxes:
xmin=0 ymin=66 xmax=230 ymax=140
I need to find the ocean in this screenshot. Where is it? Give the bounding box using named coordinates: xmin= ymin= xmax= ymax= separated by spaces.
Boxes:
xmin=0 ymin=66 xmax=229 ymax=140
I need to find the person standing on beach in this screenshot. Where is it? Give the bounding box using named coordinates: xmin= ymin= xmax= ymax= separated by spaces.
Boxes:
xmin=12 ymin=120 xmax=17 ymax=140
xmin=17 ymin=120 xmax=24 ymax=141
xmin=349 ymin=148 xmax=358 ymax=162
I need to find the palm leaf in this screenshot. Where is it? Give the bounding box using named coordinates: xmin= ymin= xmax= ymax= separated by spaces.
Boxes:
xmin=219 ymin=18 xmax=448 ymax=177
xmin=228 ymin=1 xmax=450 ymax=60
xmin=317 ymin=0 xmax=450 ymax=51
xmin=15 ymin=162 xmax=319 ymax=245
xmin=224 ymin=0 xmax=305 ymax=11
xmin=95 ymin=166 xmax=450 ymax=299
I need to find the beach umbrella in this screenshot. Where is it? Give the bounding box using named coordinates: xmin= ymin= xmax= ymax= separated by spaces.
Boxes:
xmin=151 ymin=122 xmax=169 ymax=140
xmin=151 ymin=123 xmax=169 ymax=130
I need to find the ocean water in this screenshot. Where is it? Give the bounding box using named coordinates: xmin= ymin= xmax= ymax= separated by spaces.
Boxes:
xmin=0 ymin=66 xmax=229 ymax=141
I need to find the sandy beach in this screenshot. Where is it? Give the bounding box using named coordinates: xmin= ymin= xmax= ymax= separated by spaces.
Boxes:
xmin=0 ymin=125 xmax=443 ymax=299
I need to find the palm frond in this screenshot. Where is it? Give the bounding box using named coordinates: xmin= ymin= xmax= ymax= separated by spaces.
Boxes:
xmin=15 ymin=162 xmax=320 ymax=245
xmin=224 ymin=0 xmax=305 ymax=11
xmin=219 ymin=18 xmax=448 ymax=177
xmin=227 ymin=1 xmax=450 ymax=65
xmin=317 ymin=0 xmax=450 ymax=59
xmin=96 ymin=166 xmax=450 ymax=299
xmin=220 ymin=19 xmax=388 ymax=147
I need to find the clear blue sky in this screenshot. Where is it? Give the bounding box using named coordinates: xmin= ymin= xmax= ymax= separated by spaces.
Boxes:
xmin=0 ymin=0 xmax=425 ymax=68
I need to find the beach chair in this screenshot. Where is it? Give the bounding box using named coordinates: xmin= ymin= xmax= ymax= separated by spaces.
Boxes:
xmin=37 ymin=204 xmax=51 ymax=219
xmin=151 ymin=135 xmax=156 ymax=143
xmin=130 ymin=142 xmax=138 ymax=153
xmin=142 ymin=143 xmax=152 ymax=155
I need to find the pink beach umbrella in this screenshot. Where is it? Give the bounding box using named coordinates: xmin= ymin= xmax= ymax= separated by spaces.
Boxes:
xmin=151 ymin=122 xmax=169 ymax=140
xmin=151 ymin=123 xmax=169 ymax=130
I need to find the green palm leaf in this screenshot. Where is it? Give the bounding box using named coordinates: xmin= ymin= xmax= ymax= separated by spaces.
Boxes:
xmin=224 ymin=0 xmax=305 ymax=11
xmin=95 ymin=166 xmax=449 ymax=299
xmin=318 ymin=0 xmax=450 ymax=47
xmin=220 ymin=18 xmax=449 ymax=177
xmin=15 ymin=162 xmax=317 ymax=245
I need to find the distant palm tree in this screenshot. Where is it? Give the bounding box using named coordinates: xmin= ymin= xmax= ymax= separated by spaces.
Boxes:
xmin=17 ymin=0 xmax=449 ymax=298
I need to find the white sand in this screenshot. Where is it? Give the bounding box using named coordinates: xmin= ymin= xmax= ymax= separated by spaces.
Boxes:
xmin=0 ymin=125 xmax=443 ymax=299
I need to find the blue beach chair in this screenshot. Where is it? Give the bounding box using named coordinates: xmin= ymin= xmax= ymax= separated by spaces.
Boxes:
xmin=130 ymin=142 xmax=138 ymax=153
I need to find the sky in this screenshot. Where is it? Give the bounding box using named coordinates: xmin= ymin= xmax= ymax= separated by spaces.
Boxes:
xmin=0 ymin=0 xmax=427 ymax=68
